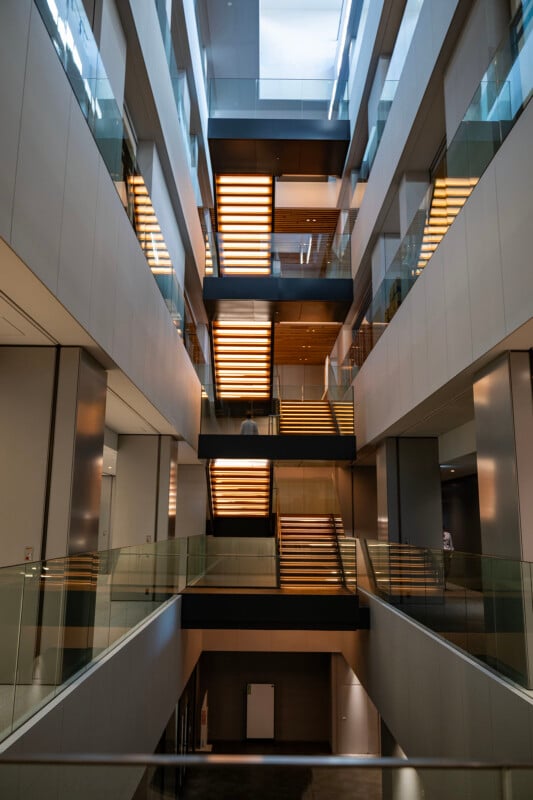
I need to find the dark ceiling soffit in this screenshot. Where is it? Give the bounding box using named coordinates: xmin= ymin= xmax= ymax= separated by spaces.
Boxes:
xmin=208 ymin=118 xmax=350 ymax=141
xmin=203 ymin=277 xmax=354 ymax=302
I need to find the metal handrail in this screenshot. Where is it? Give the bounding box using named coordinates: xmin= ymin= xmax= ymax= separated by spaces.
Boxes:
xmin=1 ymin=753 xmax=532 ymax=770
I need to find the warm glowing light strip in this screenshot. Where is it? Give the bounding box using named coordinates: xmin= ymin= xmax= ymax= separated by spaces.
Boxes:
xmin=217 ymin=175 xmax=272 ymax=185
xmin=222 ymin=243 xmax=271 ymax=252
xmin=215 ymin=174 xmax=273 ymax=277
xmin=416 ymin=176 xmax=478 ymax=273
xmin=218 ymin=215 xmax=271 ymax=225
xmin=219 ymin=225 xmax=271 ymax=233
xmin=221 ymin=233 xmax=271 ymax=242
xmin=129 ymin=175 xmax=176 ymax=284
xmin=217 ymin=186 xmax=271 ymax=196
xmin=218 ymin=205 xmax=271 ymax=215
xmin=215 ymin=320 xmax=270 ymax=328
xmin=222 ymin=267 xmax=271 ymax=276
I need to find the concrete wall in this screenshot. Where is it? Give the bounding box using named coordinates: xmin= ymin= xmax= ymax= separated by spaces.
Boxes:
xmin=351 ymin=0 xmax=462 ymax=280
xmin=352 ymin=591 xmax=533 ymax=766
xmin=0 ymin=1 xmax=200 ymax=447
xmin=0 ymin=347 xmax=56 ymax=566
xmin=354 ymin=95 xmax=533 ymax=447
xmin=331 ymin=653 xmax=380 ymax=755
xmin=198 ymin=651 xmax=331 ymax=743
xmin=444 ymin=0 xmax=509 ymax=142
xmin=176 ymin=464 xmax=207 ymax=538
xmin=128 ymin=0 xmax=205 ymax=281
xmin=0 ymin=598 xmax=202 ymax=800
xmin=112 ymin=435 xmax=179 ymax=548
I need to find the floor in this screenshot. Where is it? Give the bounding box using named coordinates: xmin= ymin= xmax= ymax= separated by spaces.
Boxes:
xmin=149 ymin=742 xmax=381 ymax=800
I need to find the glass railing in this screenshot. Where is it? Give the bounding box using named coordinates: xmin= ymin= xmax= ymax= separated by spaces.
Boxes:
xmin=360 ymin=80 xmax=399 ymax=179
xmin=0 ymin=536 xmax=206 ymax=741
xmin=206 ymin=233 xmax=351 ymax=278
xmin=339 ymin=1 xmax=533 ymax=381
xmin=1 ymin=754 xmax=532 ymax=799
xmin=361 ymin=539 xmax=533 ymax=690
xmin=337 ymin=535 xmax=357 ymax=592
xmin=200 ymin=387 xmax=354 ymax=435
xmin=186 ymin=537 xmax=277 ymax=589
xmin=154 ymin=0 xmax=202 ymax=201
xmin=208 ymin=78 xmax=349 ymax=120
xmin=34 ymin=0 xmax=187 ymax=337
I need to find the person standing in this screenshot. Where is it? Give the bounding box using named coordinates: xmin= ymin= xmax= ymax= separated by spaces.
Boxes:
xmin=240 ymin=411 xmax=259 ymax=435
xmin=443 ymin=528 xmax=454 ymax=587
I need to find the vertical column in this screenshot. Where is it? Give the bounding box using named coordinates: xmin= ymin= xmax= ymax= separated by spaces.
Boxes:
xmin=376 ymin=437 xmax=442 ymax=547
xmin=0 ymin=346 xmax=57 ymax=567
xmin=473 ymin=351 xmax=533 ymax=689
xmin=112 ymin=434 xmax=177 ymax=548
xmin=46 ymin=348 xmax=107 ymax=558
xmin=0 ymin=347 xmax=106 ymax=689
xmin=0 ymin=346 xmax=107 ymax=565
xmin=474 ymin=351 xmax=533 ymax=560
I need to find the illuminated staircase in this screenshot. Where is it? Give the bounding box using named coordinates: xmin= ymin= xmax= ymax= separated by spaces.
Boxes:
xmin=209 ymin=459 xmax=271 ymax=517
xmin=279 ymin=515 xmax=344 ymax=591
xmin=332 ymin=402 xmax=354 ymax=434
xmin=212 ymin=320 xmax=272 ymax=400
xmin=215 ymin=175 xmax=273 ymax=276
xmin=279 ymin=401 xmax=336 ymax=434
xmin=416 ymin=177 xmax=478 ymax=273
xmin=366 ymin=542 xmax=442 ymax=597
xmin=43 ymin=553 xmax=100 ymax=589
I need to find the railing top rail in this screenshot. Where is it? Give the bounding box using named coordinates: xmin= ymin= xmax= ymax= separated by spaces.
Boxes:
xmin=0 ymin=754 xmax=532 ymax=769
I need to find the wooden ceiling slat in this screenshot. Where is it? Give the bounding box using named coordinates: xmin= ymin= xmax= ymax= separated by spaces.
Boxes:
xmin=273 ymin=209 xmax=340 ymax=234
xmin=274 ymin=323 xmax=341 ymax=365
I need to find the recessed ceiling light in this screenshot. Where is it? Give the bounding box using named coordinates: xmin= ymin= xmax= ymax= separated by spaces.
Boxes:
xmin=450 ymin=469 xmax=455 ymax=473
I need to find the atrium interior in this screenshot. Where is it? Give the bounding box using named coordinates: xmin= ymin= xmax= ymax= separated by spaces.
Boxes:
xmin=0 ymin=0 xmax=533 ymax=797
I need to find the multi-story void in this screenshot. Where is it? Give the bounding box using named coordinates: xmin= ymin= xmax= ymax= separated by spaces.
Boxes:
xmin=1 ymin=0 xmax=533 ymax=797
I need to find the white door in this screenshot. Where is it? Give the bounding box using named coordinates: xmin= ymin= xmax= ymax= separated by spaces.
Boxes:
xmin=246 ymin=683 xmax=275 ymax=739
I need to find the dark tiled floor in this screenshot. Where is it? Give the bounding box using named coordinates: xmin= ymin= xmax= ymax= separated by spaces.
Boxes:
xmin=171 ymin=743 xmax=381 ymax=800
xmin=178 ymin=765 xmax=381 ymax=800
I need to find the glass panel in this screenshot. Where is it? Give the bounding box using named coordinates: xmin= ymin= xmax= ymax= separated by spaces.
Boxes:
xmin=362 ymin=539 xmax=533 ymax=689
xmin=208 ymin=233 xmax=351 ymax=278
xmin=0 ymin=567 xmax=25 ymax=738
xmin=199 ymin=387 xmax=354 ymax=434
xmin=333 ymin=5 xmax=533 ymax=387
xmin=34 ymin=0 xmax=188 ymax=343
xmin=209 ymin=78 xmax=348 ymax=119
xmin=0 ymin=536 xmax=206 ymax=740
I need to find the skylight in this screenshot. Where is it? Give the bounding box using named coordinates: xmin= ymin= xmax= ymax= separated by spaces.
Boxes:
xmin=259 ymin=0 xmax=344 ymax=100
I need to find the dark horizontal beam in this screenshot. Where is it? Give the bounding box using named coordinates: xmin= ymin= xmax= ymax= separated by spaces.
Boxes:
xmin=208 ymin=118 xmax=350 ymax=142
xmin=181 ymin=592 xmax=367 ymax=630
xmin=203 ymin=277 xmax=353 ymax=303
xmin=198 ymin=434 xmax=356 ymax=461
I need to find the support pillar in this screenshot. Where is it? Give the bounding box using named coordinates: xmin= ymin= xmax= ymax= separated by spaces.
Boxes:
xmin=0 ymin=346 xmax=107 ymax=689
xmin=112 ymin=434 xmax=178 ymax=548
xmin=0 ymin=346 xmax=106 ymax=565
xmin=376 ymin=437 xmax=442 ymax=547
xmin=473 ymin=351 xmax=533 ymax=688
xmin=473 ymin=351 xmax=533 ymax=560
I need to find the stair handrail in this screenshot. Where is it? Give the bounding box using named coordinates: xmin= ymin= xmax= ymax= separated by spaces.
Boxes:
xmin=331 ymin=514 xmax=350 ymax=591
xmin=329 ymin=400 xmax=342 ymax=435
xmin=274 ymin=494 xmax=282 ymax=588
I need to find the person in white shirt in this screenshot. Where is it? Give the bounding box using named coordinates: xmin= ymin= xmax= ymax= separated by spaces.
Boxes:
xmin=443 ymin=528 xmax=454 ymax=586
xmin=240 ymin=412 xmax=258 ymax=435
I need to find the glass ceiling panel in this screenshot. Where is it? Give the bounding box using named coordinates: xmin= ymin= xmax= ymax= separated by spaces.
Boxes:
xmin=259 ymin=0 xmax=344 ymax=99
